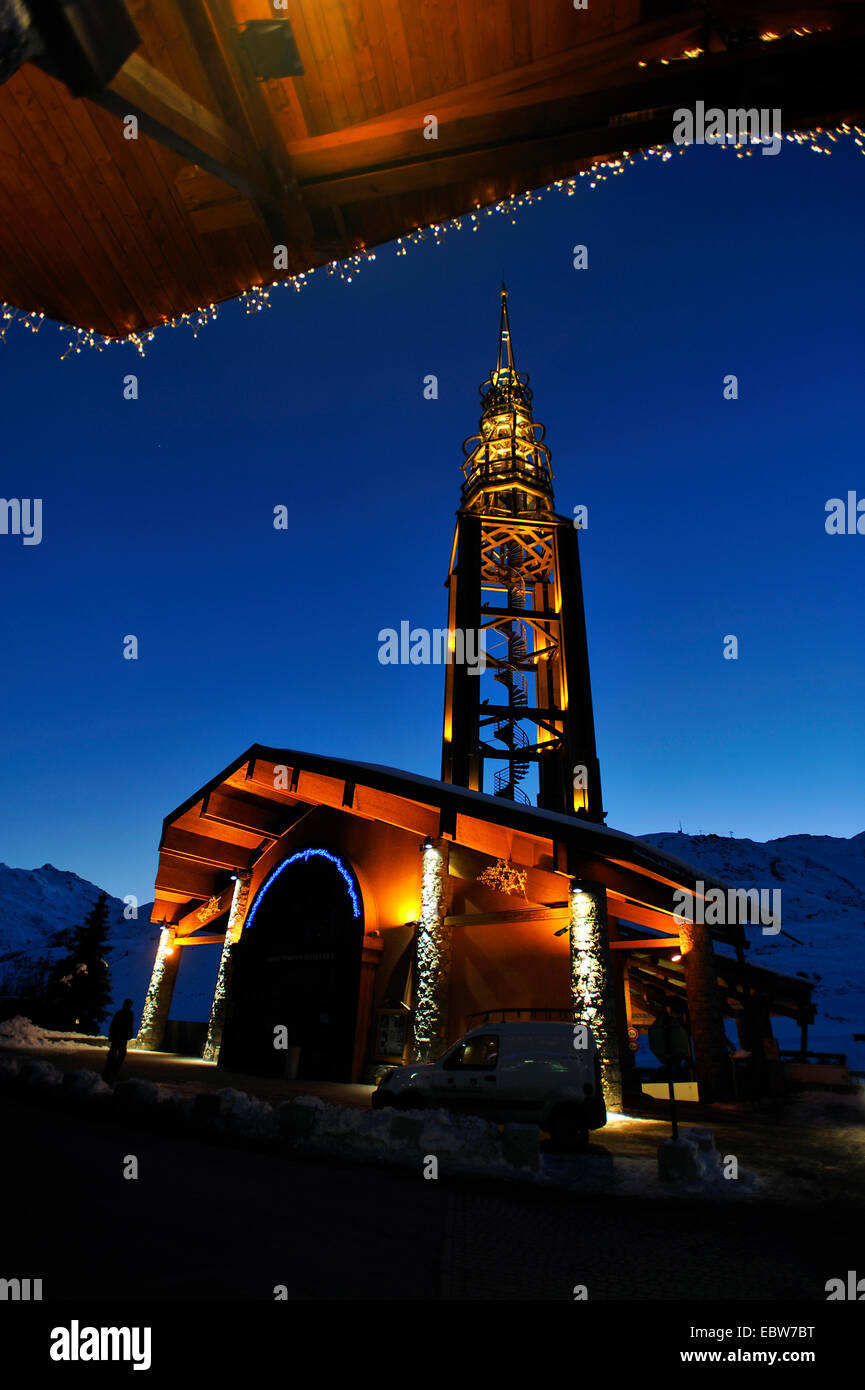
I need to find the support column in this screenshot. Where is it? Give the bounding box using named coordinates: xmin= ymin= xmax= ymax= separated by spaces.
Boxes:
xmin=411 ymin=838 xmax=453 ymax=1062
xmin=569 ymin=879 xmax=622 ymax=1112
xmin=738 ymin=993 xmax=784 ymax=1097
xmin=352 ymin=933 xmax=384 ymax=1081
xmin=608 ymin=919 xmax=639 ymax=1101
xmin=202 ymin=872 xmax=251 ymax=1062
xmin=136 ymin=925 xmax=179 ymax=1050
xmin=679 ymin=919 xmax=732 ymax=1101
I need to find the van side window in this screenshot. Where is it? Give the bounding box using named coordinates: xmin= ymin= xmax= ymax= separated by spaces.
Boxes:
xmin=443 ymin=1034 xmax=499 ymax=1070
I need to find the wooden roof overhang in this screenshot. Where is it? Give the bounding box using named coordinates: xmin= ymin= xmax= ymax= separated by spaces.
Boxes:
xmin=623 ymin=928 xmax=815 ymax=1023
xmin=1 ymin=0 xmax=863 ymax=337
xmin=152 ymin=743 xmax=748 ymax=947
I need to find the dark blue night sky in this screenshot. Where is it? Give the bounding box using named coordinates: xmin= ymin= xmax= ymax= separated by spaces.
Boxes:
xmin=1 ymin=139 xmax=862 ymax=902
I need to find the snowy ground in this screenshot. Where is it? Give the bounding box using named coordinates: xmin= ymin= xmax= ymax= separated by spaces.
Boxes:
xmin=2 ymin=1028 xmax=862 ymax=1205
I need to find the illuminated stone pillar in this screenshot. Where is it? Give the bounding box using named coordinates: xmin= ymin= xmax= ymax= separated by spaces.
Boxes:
xmin=569 ymin=879 xmax=622 ymax=1112
xmin=136 ymin=926 xmax=179 ymax=1050
xmin=412 ymin=838 xmax=453 ymax=1063
xmin=203 ymin=872 xmax=251 ymax=1062
xmin=679 ymin=918 xmax=732 ymax=1101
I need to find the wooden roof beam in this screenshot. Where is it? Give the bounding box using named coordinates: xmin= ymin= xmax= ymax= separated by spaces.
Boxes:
xmin=199 ymin=786 xmax=304 ymax=838
xmin=176 ymin=0 xmax=313 ymax=247
xmin=159 ymin=825 xmax=257 ymax=871
xmin=610 ymin=937 xmax=681 ymax=949
xmin=173 ymin=883 xmax=236 ymax=937
xmin=294 ymin=25 xmax=865 ymax=206
xmin=154 ymin=856 xmax=224 ymax=901
xmin=93 ymin=53 xmax=273 ymax=202
xmin=285 ymin=9 xmax=710 ymax=169
xmin=91 ymin=50 xmax=310 ymax=247
xmin=445 ymin=907 xmax=569 ymax=928
xmin=285 ymin=0 xmax=861 ymax=178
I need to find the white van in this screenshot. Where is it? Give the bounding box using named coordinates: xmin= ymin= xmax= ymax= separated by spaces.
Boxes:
xmin=371 ymin=1020 xmax=606 ymax=1149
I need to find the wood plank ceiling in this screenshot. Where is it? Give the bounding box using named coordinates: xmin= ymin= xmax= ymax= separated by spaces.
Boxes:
xmin=0 ymin=0 xmax=862 ymax=336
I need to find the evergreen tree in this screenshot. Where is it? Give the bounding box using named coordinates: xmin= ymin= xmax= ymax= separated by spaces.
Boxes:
xmin=45 ymin=893 xmax=114 ymax=1033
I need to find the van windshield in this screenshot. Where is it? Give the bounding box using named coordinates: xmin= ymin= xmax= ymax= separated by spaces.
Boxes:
xmin=443 ymin=1034 xmax=499 ymax=1070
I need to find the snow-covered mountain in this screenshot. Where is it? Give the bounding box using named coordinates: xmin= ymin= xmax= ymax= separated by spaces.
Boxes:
xmin=641 ymin=831 xmax=865 ymax=1065
xmin=0 ymin=863 xmax=216 ymax=1022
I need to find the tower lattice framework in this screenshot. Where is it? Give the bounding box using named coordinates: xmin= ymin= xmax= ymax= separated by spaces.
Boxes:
xmin=440 ymin=286 xmax=603 ymax=820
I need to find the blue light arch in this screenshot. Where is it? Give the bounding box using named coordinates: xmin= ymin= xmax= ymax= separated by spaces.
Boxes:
xmin=243 ymin=847 xmax=361 ymax=932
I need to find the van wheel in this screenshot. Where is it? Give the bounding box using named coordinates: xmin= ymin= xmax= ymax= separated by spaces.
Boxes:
xmin=395 ymin=1092 xmax=426 ymax=1111
xmin=547 ymin=1104 xmax=589 ymax=1152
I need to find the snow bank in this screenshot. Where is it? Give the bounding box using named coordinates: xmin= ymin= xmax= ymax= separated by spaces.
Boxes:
xmin=0 ymin=1015 xmax=50 ymax=1046
xmin=274 ymin=1095 xmax=514 ymax=1175
xmin=111 ymin=1078 xmax=164 ymax=1111
xmin=17 ymin=1059 xmax=64 ymax=1090
xmin=0 ymin=1055 xmax=778 ymax=1200
xmin=62 ymin=1068 xmax=111 ymax=1100
xmin=0 ymin=1015 xmax=106 ymax=1050
xmin=419 ymin=1110 xmax=503 ymax=1165
xmin=657 ymin=1126 xmax=757 ymax=1196
xmin=190 ymin=1087 xmax=274 ymax=1139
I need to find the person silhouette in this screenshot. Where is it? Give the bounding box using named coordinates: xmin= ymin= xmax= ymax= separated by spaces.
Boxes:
xmin=103 ymin=999 xmax=135 ymax=1085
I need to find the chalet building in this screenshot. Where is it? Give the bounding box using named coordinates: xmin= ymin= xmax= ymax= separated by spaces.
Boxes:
xmin=139 ymin=291 xmax=813 ymax=1105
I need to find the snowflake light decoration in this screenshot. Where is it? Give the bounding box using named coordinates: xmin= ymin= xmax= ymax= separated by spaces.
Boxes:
xmin=478 ymin=858 xmax=527 ymax=897
xmin=195 ymin=895 xmax=223 ymax=925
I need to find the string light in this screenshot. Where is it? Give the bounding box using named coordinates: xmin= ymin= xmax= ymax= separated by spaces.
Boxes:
xmin=1 ymin=124 xmax=861 ymax=359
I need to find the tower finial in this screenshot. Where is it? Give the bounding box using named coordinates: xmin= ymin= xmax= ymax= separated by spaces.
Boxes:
xmin=496 ymin=279 xmax=514 ymax=377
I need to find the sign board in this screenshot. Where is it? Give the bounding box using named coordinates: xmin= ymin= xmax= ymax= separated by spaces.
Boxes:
xmin=648 ymin=1016 xmax=691 ymax=1064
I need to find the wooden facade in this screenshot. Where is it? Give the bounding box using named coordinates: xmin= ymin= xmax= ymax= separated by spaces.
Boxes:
xmin=0 ymin=0 xmax=863 ymax=335
xmin=142 ymin=745 xmax=814 ymax=1101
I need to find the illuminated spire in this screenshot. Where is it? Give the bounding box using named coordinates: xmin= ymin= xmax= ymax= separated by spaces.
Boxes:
xmin=461 ymin=284 xmax=554 ymax=511
xmin=494 ymin=277 xmax=515 ymax=380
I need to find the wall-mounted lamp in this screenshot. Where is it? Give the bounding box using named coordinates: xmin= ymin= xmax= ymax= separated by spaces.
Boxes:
xmin=236 ymin=20 xmax=304 ymax=80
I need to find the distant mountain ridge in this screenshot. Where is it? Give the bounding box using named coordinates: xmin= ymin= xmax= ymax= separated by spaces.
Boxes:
xmin=0 ymin=862 xmax=159 ymax=1016
xmin=640 ymin=831 xmax=865 ymax=1046
xmin=0 ymin=861 xmax=221 ymax=1024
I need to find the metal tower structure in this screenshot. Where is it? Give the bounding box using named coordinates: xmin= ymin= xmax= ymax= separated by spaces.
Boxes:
xmin=440 ymin=285 xmax=604 ymax=820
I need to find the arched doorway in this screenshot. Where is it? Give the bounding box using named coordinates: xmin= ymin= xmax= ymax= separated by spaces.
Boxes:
xmin=219 ymin=848 xmax=364 ymax=1080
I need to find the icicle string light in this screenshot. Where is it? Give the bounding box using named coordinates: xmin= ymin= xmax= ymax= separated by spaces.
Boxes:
xmin=1 ymin=125 xmax=861 ymax=358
